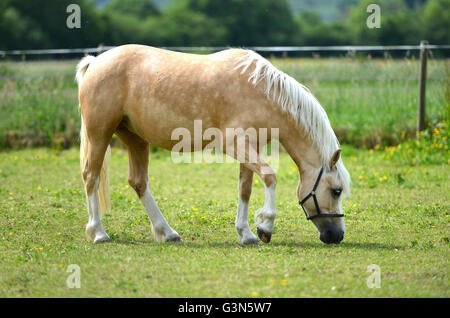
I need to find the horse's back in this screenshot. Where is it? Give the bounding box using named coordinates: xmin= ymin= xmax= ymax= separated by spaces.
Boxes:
xmin=80 ymin=44 xmax=249 ymax=104
xmin=78 ymin=45 xmax=265 ymax=149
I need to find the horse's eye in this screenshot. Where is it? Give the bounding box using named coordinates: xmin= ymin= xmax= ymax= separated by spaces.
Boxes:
xmin=331 ymin=188 xmax=342 ymax=197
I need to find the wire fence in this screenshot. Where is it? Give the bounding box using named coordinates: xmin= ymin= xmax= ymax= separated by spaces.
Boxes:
xmin=1 ymin=44 xmax=450 ymax=56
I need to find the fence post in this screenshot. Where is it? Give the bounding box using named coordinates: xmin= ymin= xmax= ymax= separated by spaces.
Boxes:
xmin=417 ymin=40 xmax=428 ymax=133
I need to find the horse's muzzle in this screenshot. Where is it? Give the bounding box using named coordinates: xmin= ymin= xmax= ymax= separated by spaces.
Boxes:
xmin=320 ymin=228 xmax=344 ymax=244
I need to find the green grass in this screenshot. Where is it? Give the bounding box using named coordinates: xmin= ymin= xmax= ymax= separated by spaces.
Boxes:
xmin=0 ymin=145 xmax=448 ymax=297
xmin=0 ymin=57 xmax=448 ymax=149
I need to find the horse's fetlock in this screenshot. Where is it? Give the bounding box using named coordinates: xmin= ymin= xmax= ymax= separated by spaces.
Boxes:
xmin=265 ymin=209 xmax=276 ymax=220
xmin=152 ymin=221 xmax=168 ymax=235
xmin=236 ymin=224 xmax=248 ymax=236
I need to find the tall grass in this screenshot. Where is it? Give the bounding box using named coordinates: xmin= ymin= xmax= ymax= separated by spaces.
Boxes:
xmin=0 ymin=56 xmax=448 ymax=149
xmin=0 ymin=60 xmax=79 ymax=149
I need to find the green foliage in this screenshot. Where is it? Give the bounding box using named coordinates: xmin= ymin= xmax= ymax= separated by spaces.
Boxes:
xmin=346 ymin=0 xmax=422 ymax=45
xmin=424 ymin=0 xmax=450 ymax=44
xmin=104 ymin=0 xmax=160 ymax=19
xmin=183 ymin=0 xmax=297 ymax=45
xmin=148 ymin=1 xmax=228 ymax=46
xmin=294 ymin=12 xmax=349 ymax=45
xmin=0 ymin=0 xmax=449 ymax=50
xmin=0 ymin=0 xmax=108 ymax=50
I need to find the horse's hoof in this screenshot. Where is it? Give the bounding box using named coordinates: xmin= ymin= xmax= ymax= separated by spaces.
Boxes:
xmin=257 ymin=227 xmax=272 ymax=243
xmin=165 ymin=233 xmax=182 ymax=242
xmin=93 ymin=233 xmax=110 ymax=244
xmin=241 ymin=237 xmax=260 ymax=245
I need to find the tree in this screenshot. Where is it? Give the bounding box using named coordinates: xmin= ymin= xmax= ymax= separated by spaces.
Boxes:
xmin=0 ymin=0 xmax=107 ymax=49
xmin=346 ymin=0 xmax=424 ymax=45
xmin=184 ymin=0 xmax=297 ymax=46
xmin=147 ymin=1 xmax=228 ymax=46
xmin=424 ymin=0 xmax=450 ymax=44
xmin=294 ymin=11 xmax=349 ymax=46
xmin=103 ymin=0 xmax=160 ymax=19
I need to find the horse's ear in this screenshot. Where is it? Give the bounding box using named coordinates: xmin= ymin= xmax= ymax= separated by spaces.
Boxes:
xmin=329 ymin=149 xmax=341 ymax=169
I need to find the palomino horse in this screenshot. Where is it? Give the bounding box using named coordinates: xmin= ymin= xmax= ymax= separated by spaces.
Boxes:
xmin=77 ymin=45 xmax=350 ymax=245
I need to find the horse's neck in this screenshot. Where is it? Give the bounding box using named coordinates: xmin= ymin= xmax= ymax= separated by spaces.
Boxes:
xmin=280 ymin=126 xmax=322 ymax=175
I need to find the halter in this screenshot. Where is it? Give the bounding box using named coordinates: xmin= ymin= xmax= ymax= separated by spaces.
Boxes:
xmin=299 ymin=165 xmax=345 ymax=220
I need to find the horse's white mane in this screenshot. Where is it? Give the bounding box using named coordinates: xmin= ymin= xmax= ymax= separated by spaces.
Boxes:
xmin=235 ymin=50 xmax=350 ymax=194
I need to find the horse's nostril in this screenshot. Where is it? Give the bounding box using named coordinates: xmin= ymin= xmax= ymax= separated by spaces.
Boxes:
xmin=320 ymin=230 xmax=333 ymax=243
xmin=320 ymin=229 xmax=344 ymax=244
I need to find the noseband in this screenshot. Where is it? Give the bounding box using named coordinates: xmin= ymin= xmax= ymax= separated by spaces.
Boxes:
xmin=299 ymin=165 xmax=345 ymax=220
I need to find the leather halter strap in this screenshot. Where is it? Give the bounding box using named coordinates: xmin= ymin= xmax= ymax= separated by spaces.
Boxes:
xmin=299 ymin=165 xmax=345 ymax=220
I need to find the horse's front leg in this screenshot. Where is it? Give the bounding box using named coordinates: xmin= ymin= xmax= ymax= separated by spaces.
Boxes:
xmin=236 ymin=164 xmax=259 ymax=245
xmin=244 ymin=160 xmax=277 ymax=244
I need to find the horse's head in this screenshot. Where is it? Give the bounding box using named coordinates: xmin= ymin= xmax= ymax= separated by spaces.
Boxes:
xmin=297 ymin=149 xmax=350 ymax=244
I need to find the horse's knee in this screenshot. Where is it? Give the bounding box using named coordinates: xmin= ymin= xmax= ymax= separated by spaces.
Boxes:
xmin=262 ymin=173 xmax=277 ymax=188
xmin=128 ymin=178 xmax=147 ymax=198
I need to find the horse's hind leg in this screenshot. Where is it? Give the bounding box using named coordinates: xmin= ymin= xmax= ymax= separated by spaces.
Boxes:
xmin=116 ymin=127 xmax=181 ymax=242
xmin=82 ymin=132 xmax=112 ymax=243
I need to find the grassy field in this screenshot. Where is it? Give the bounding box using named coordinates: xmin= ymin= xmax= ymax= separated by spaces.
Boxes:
xmin=0 ymin=138 xmax=448 ymax=297
xmin=0 ymin=54 xmax=448 ymax=297
xmin=0 ymin=56 xmax=448 ymax=148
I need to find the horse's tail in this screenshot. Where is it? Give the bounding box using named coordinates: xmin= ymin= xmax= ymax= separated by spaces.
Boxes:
xmin=78 ymin=55 xmax=111 ymax=214
xmin=76 ymin=55 xmax=96 ymax=84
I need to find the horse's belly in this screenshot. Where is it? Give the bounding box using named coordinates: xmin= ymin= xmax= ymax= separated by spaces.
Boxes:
xmin=124 ymin=103 xmax=223 ymax=151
